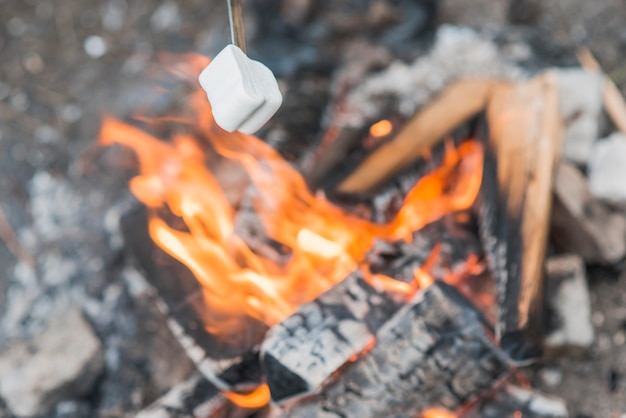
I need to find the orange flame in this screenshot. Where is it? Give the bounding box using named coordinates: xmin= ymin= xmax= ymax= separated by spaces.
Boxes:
xmin=421 ymin=408 xmax=457 ymax=418
xmin=370 ymin=119 xmax=393 ymax=137
xmin=99 ymin=54 xmax=484 ymax=343
xmin=223 ymin=384 xmax=271 ymax=409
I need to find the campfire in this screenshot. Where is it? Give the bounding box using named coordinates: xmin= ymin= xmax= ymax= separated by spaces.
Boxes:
xmin=5 ymin=2 xmax=626 ymax=417
xmin=94 ymin=29 xmax=578 ymax=417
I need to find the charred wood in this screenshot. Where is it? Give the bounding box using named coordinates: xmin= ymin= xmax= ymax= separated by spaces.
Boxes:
xmin=277 ymin=282 xmax=511 ymax=418
xmin=478 ymin=73 xmax=562 ymax=362
xmin=121 ymin=206 xmax=265 ymax=392
xmin=261 ymin=272 xmax=405 ymax=403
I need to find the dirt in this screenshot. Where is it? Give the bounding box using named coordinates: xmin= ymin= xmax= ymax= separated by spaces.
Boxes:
xmin=1 ymin=0 xmax=626 ymax=417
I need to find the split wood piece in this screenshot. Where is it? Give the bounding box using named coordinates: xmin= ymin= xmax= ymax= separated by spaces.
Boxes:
xmin=135 ymin=373 xmax=268 ymax=418
xmin=478 ymin=72 xmax=563 ymax=362
xmin=277 ymin=282 xmax=511 ymax=418
xmin=121 ymin=205 xmax=266 ymax=393
xmin=336 ymin=79 xmax=506 ymax=194
xmin=551 ymin=162 xmax=626 ymax=263
xmin=577 ymin=47 xmax=626 ymax=137
xmin=261 ymin=271 xmax=406 ymax=404
xmin=460 ymin=384 xmax=569 ymax=418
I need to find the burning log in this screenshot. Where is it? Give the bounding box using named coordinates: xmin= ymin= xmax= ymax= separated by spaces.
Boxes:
xmin=478 ymin=72 xmax=562 ymax=362
xmin=277 ymin=282 xmax=511 ymax=417
xmin=121 ymin=206 xmax=266 ymax=392
xmin=336 ymin=79 xmax=503 ymax=194
xmin=261 ymin=272 xmax=406 ymax=403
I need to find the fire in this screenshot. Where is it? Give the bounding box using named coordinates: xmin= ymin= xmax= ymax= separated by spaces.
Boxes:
xmin=99 ymin=54 xmax=484 ymax=344
xmin=370 ymin=119 xmax=393 ymax=137
xmin=223 ymin=384 xmax=271 ymax=409
xmin=421 ymin=408 xmax=457 ymax=418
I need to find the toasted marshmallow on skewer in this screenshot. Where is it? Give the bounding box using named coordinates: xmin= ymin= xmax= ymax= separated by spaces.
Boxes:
xmin=199 ymin=0 xmax=282 ymax=135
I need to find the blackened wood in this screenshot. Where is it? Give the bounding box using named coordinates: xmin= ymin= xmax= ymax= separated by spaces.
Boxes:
xmin=478 ymin=73 xmax=562 ymax=362
xmin=278 ymin=282 xmax=511 ymax=418
xmin=121 ymin=205 xmax=266 ymax=392
xmin=261 ymin=272 xmax=406 ymax=403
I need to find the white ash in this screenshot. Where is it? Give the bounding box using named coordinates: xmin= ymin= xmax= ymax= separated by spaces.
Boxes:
xmin=337 ymin=25 xmax=525 ymax=127
xmin=0 ymin=171 xmax=121 ymax=346
xmin=588 ymin=132 xmax=626 ymax=202
xmin=545 ymin=255 xmax=595 ymax=350
xmin=150 ymin=1 xmax=181 ymax=32
xmin=101 ymin=0 xmax=127 ymax=32
xmin=84 ymin=35 xmax=109 ymax=59
xmin=538 ymin=367 xmax=564 ymax=388
xmin=555 ymin=69 xmax=604 ymax=165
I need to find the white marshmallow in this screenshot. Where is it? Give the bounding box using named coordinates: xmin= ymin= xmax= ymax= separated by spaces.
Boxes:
xmin=199 ymin=44 xmax=282 ymax=135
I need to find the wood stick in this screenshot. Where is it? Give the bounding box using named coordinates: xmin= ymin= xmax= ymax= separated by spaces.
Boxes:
xmin=228 ymin=0 xmax=247 ymax=53
xmin=337 ymin=79 xmax=506 ymax=194
xmin=577 ymin=47 xmax=626 ymax=136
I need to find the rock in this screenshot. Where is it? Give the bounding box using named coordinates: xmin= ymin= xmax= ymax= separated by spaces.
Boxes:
xmin=551 ymin=162 xmax=626 ymax=263
xmin=538 ymin=367 xmax=564 ymax=388
xmin=555 ymin=69 xmax=604 ymax=165
xmin=544 ymin=255 xmax=594 ymax=351
xmin=462 ymin=384 xmax=568 ymax=418
xmin=0 ymin=308 xmax=104 ymax=417
xmin=588 ymin=132 xmax=626 ymax=202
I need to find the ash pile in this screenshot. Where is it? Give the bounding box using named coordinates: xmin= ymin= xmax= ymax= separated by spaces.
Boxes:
xmin=1 ymin=1 xmax=626 ymax=418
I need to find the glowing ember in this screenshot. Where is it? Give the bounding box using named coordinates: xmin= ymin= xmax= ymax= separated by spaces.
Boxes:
xmin=369 ymin=119 xmax=393 ymax=137
xmin=421 ymin=408 xmax=457 ymax=418
xmin=99 ymin=54 xmax=483 ymax=345
xmin=223 ymin=384 xmax=271 ymax=409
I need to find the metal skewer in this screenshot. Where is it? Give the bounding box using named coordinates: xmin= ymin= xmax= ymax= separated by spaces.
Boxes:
xmin=227 ymin=0 xmax=247 ymax=54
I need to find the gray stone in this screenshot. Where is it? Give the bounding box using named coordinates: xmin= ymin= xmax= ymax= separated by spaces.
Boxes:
xmin=555 ymin=69 xmax=604 ymax=165
xmin=551 ymin=162 xmax=626 ymax=263
xmin=462 ymin=385 xmax=569 ymax=418
xmin=545 ymin=255 xmax=594 ymax=350
xmin=0 ymin=308 xmax=104 ymax=417
xmin=588 ymin=132 xmax=626 ymax=202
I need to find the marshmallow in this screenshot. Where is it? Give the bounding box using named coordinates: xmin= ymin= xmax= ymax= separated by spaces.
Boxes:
xmin=199 ymin=45 xmax=282 ymax=135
